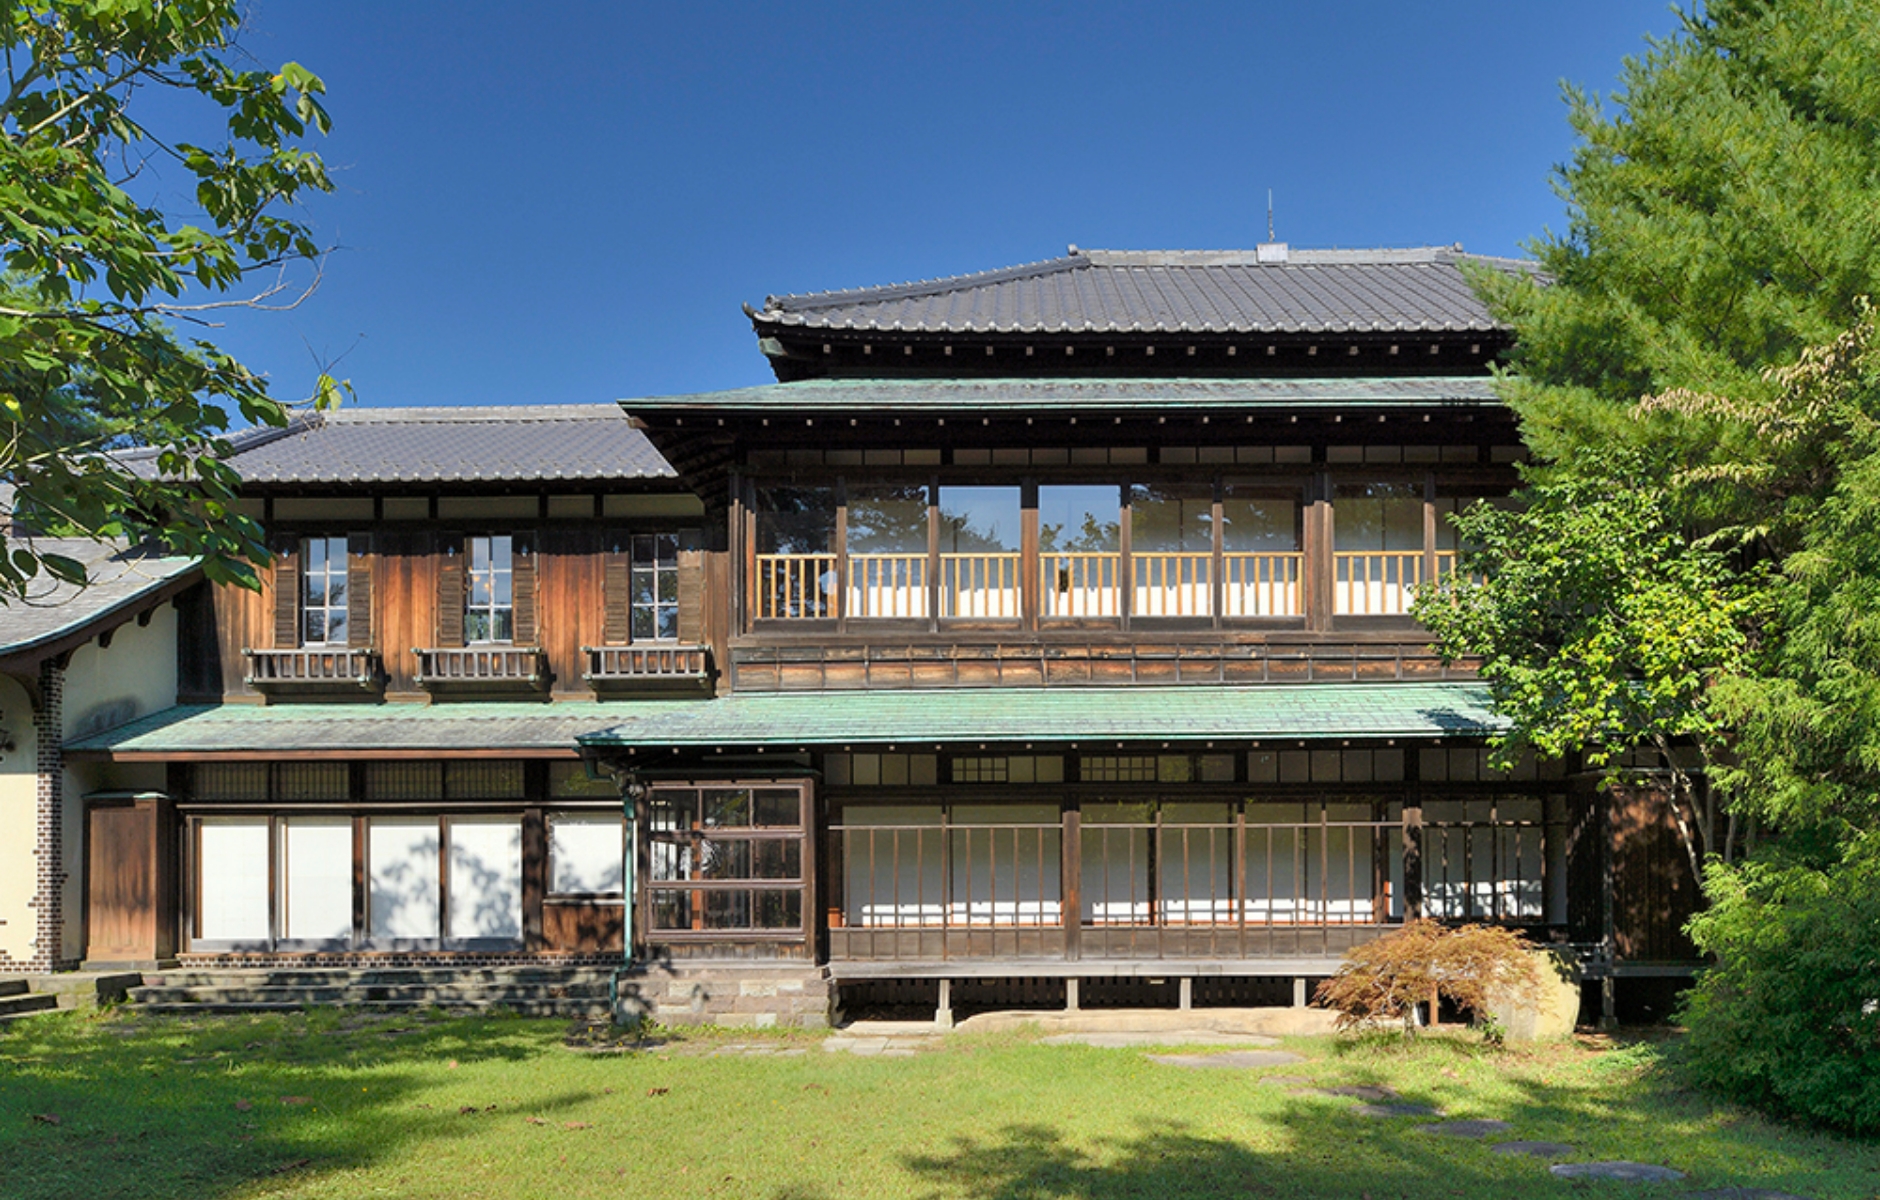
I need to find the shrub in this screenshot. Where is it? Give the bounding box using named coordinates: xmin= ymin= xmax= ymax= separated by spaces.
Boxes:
xmin=1680 ymin=837 xmax=1880 ymax=1134
xmin=1315 ymin=919 xmax=1543 ymax=1037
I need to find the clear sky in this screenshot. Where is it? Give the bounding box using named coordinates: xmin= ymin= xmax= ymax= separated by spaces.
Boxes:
xmin=177 ymin=1 xmax=1684 ymax=410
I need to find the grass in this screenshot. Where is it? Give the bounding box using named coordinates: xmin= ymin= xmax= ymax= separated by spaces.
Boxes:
xmin=0 ymin=1009 xmax=1871 ymax=1200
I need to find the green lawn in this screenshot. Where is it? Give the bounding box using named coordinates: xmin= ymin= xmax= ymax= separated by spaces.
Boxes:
xmin=0 ymin=1009 xmax=1865 ymax=1200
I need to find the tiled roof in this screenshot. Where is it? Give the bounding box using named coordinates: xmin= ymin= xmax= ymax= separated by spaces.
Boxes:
xmin=65 ymin=701 xmax=665 ymax=756
xmin=68 ymin=685 xmax=1503 ymax=757
xmin=579 ymin=683 xmax=1504 ymax=748
xmin=0 ymin=540 xmax=199 ymax=661
xmin=170 ymin=404 xmax=675 ymax=487
xmin=753 ymin=246 xmax=1529 ymax=337
xmin=626 ymin=376 xmax=1500 ymax=416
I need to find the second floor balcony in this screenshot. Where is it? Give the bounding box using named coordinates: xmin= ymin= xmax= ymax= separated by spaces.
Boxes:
xmin=743 ymin=479 xmax=1484 ymax=631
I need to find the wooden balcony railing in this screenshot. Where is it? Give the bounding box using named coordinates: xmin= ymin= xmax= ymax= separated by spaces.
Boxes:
xmin=1334 ymin=551 xmax=1425 ymax=615
xmin=1224 ymin=551 xmax=1304 ymax=617
xmin=942 ymin=552 xmax=1021 ymax=618
xmin=583 ymin=644 xmax=711 ymax=691
xmin=1042 ymin=551 xmax=1120 ymax=618
xmin=755 ymin=553 xmax=835 ymax=620
xmin=413 ymin=646 xmax=548 ymax=691
xmin=1131 ymin=551 xmax=1210 ymax=617
xmin=847 ymin=553 xmax=927 ymax=619
xmin=243 ymin=648 xmax=383 ymax=695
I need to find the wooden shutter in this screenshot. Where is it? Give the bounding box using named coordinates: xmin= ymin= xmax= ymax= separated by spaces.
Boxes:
xmin=346 ymin=533 xmax=373 ymax=649
xmin=602 ymin=533 xmax=631 ymax=644
xmin=436 ymin=534 xmax=465 ymax=648
xmin=677 ymin=549 xmax=705 ymax=644
xmin=512 ymin=534 xmax=537 ymax=645
xmin=272 ymin=536 xmax=300 ymax=649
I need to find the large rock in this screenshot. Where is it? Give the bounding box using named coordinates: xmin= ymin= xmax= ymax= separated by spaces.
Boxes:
xmin=1486 ymin=948 xmax=1580 ymax=1041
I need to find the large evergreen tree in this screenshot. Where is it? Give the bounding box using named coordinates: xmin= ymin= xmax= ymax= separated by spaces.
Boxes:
xmin=1418 ymin=0 xmax=1880 ymax=1131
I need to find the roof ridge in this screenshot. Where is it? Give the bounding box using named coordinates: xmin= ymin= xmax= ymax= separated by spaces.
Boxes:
xmin=760 ymin=254 xmax=1087 ymax=314
xmin=325 ymin=403 xmax=628 ymax=424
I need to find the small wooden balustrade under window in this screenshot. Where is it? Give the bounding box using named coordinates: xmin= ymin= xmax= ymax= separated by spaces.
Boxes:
xmin=242 ymin=648 xmax=384 ymax=697
xmin=582 ymin=644 xmax=712 ymax=694
xmin=412 ymin=645 xmax=549 ymax=693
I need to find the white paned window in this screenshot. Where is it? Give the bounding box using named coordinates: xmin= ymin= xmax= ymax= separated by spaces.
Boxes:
xmin=280 ymin=817 xmax=353 ymax=942
xmin=369 ymin=818 xmax=440 ymax=939
xmin=549 ymin=814 xmax=625 ymax=895
xmin=447 ymin=818 xmax=522 ymax=940
xmin=199 ymin=819 xmax=270 ymax=942
xmin=631 ymin=534 xmax=680 ymax=640
xmin=465 ymin=535 xmax=514 ymax=642
xmin=301 ymin=535 xmax=349 ymax=645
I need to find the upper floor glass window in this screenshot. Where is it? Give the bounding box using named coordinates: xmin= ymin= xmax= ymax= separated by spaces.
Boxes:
xmin=938 ymin=486 xmax=1021 ymax=619
xmin=631 ymin=533 xmax=680 ymax=641
xmin=301 ymin=536 xmax=349 ymax=645
xmin=466 ymin=535 xmax=514 ymax=643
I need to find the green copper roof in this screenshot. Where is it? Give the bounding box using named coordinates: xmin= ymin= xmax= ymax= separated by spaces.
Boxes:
xmin=68 ymin=684 xmax=1505 ymax=757
xmin=66 ymin=702 xmax=658 ymax=756
xmin=577 ymin=683 xmax=1504 ymax=748
xmin=622 ymin=376 xmax=1500 ymax=416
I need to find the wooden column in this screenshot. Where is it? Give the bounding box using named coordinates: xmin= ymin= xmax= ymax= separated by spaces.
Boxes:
xmin=1117 ymin=484 xmax=1133 ymax=633
xmin=1422 ymin=474 xmax=1438 ymax=592
xmin=1306 ymin=474 xmax=1333 ymax=631
xmin=1061 ymin=805 xmax=1081 ymax=962
xmin=926 ymin=477 xmax=941 ymax=631
xmin=521 ymin=806 xmax=547 ymax=952
xmin=1403 ymin=755 xmax=1424 ymax=920
xmin=1210 ymin=486 xmax=1225 ymax=630
xmin=1020 ymin=481 xmax=1040 ymax=630
xmin=833 ymin=481 xmax=849 ymax=629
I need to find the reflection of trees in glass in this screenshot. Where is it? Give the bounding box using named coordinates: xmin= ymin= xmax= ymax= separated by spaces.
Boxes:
xmin=756 ymin=487 xmax=836 ymax=554
xmin=939 ymin=487 xmax=1019 ymax=553
xmin=1131 ymin=487 xmax=1210 ymax=552
xmin=1039 ymin=486 xmax=1120 ymax=553
xmin=1335 ymin=483 xmax=1423 ymax=552
xmin=846 ymin=486 xmax=928 ymax=552
xmin=1219 ymin=493 xmax=1299 ymax=552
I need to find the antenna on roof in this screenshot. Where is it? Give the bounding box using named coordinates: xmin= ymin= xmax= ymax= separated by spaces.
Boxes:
xmin=1267 ymin=189 xmax=1275 ymax=243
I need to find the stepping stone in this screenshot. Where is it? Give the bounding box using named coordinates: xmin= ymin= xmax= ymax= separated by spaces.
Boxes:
xmin=1418 ymin=1119 xmax=1512 ymax=1138
xmin=1319 ymin=1085 xmax=1399 ymax=1101
xmin=1041 ymin=1031 xmax=1278 ymax=1048
xmin=1549 ymin=1162 xmax=1685 ymax=1182
xmin=1145 ymin=1051 xmax=1305 ymax=1070
xmin=1686 ymin=1190 xmax=1815 ymax=1200
xmin=1491 ymin=1141 xmax=1577 ymax=1159
xmin=1352 ymin=1102 xmax=1442 ymax=1118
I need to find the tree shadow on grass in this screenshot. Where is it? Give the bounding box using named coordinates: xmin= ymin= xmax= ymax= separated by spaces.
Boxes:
xmin=885 ymin=1036 xmax=1858 ymax=1200
xmin=0 ymin=1010 xmax=591 ymax=1200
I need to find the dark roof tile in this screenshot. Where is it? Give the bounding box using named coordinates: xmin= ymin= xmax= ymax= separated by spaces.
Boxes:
xmin=755 ymin=246 xmax=1530 ymax=337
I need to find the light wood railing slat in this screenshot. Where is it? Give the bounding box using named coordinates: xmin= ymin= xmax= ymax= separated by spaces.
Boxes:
xmin=1223 ymin=551 xmax=1303 ymax=617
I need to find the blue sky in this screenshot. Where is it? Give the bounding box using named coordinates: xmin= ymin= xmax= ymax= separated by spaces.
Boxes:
xmin=179 ymin=1 xmax=1683 ymax=409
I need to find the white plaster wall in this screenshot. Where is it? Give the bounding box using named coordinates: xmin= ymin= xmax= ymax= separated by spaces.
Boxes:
xmin=59 ymin=605 xmax=179 ymax=959
xmin=0 ymin=674 xmax=38 ymax=964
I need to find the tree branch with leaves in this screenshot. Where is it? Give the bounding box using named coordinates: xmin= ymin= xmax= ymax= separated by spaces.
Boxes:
xmin=0 ymin=0 xmax=343 ymax=596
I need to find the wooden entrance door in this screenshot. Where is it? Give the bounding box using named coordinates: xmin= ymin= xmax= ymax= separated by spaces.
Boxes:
xmin=85 ymin=798 xmax=176 ymax=966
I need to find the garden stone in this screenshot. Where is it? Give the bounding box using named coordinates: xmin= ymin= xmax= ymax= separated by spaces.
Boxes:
xmin=1549 ymin=1162 xmax=1685 ymax=1182
xmin=1145 ymin=1051 xmax=1306 ymax=1069
xmin=1417 ymin=1119 xmax=1511 ymax=1138
xmin=1351 ymin=1102 xmax=1442 ymax=1118
xmin=1490 ymin=1141 xmax=1576 ymax=1159
xmin=1319 ymin=1085 xmax=1399 ymax=1101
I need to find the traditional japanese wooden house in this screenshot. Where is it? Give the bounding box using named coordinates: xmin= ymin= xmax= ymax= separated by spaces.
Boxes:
xmin=37 ymin=246 xmax=1702 ymax=1024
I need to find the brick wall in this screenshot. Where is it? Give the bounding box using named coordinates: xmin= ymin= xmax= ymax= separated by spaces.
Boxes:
xmin=26 ymin=660 xmax=68 ymax=972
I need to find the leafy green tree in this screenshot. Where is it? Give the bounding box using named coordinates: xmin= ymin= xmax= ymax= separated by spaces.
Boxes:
xmin=0 ymin=0 xmax=340 ymax=595
xmin=1428 ymin=0 xmax=1880 ymax=1130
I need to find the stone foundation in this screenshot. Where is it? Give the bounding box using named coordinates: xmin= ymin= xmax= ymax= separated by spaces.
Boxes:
xmin=618 ymin=960 xmax=831 ymax=1029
